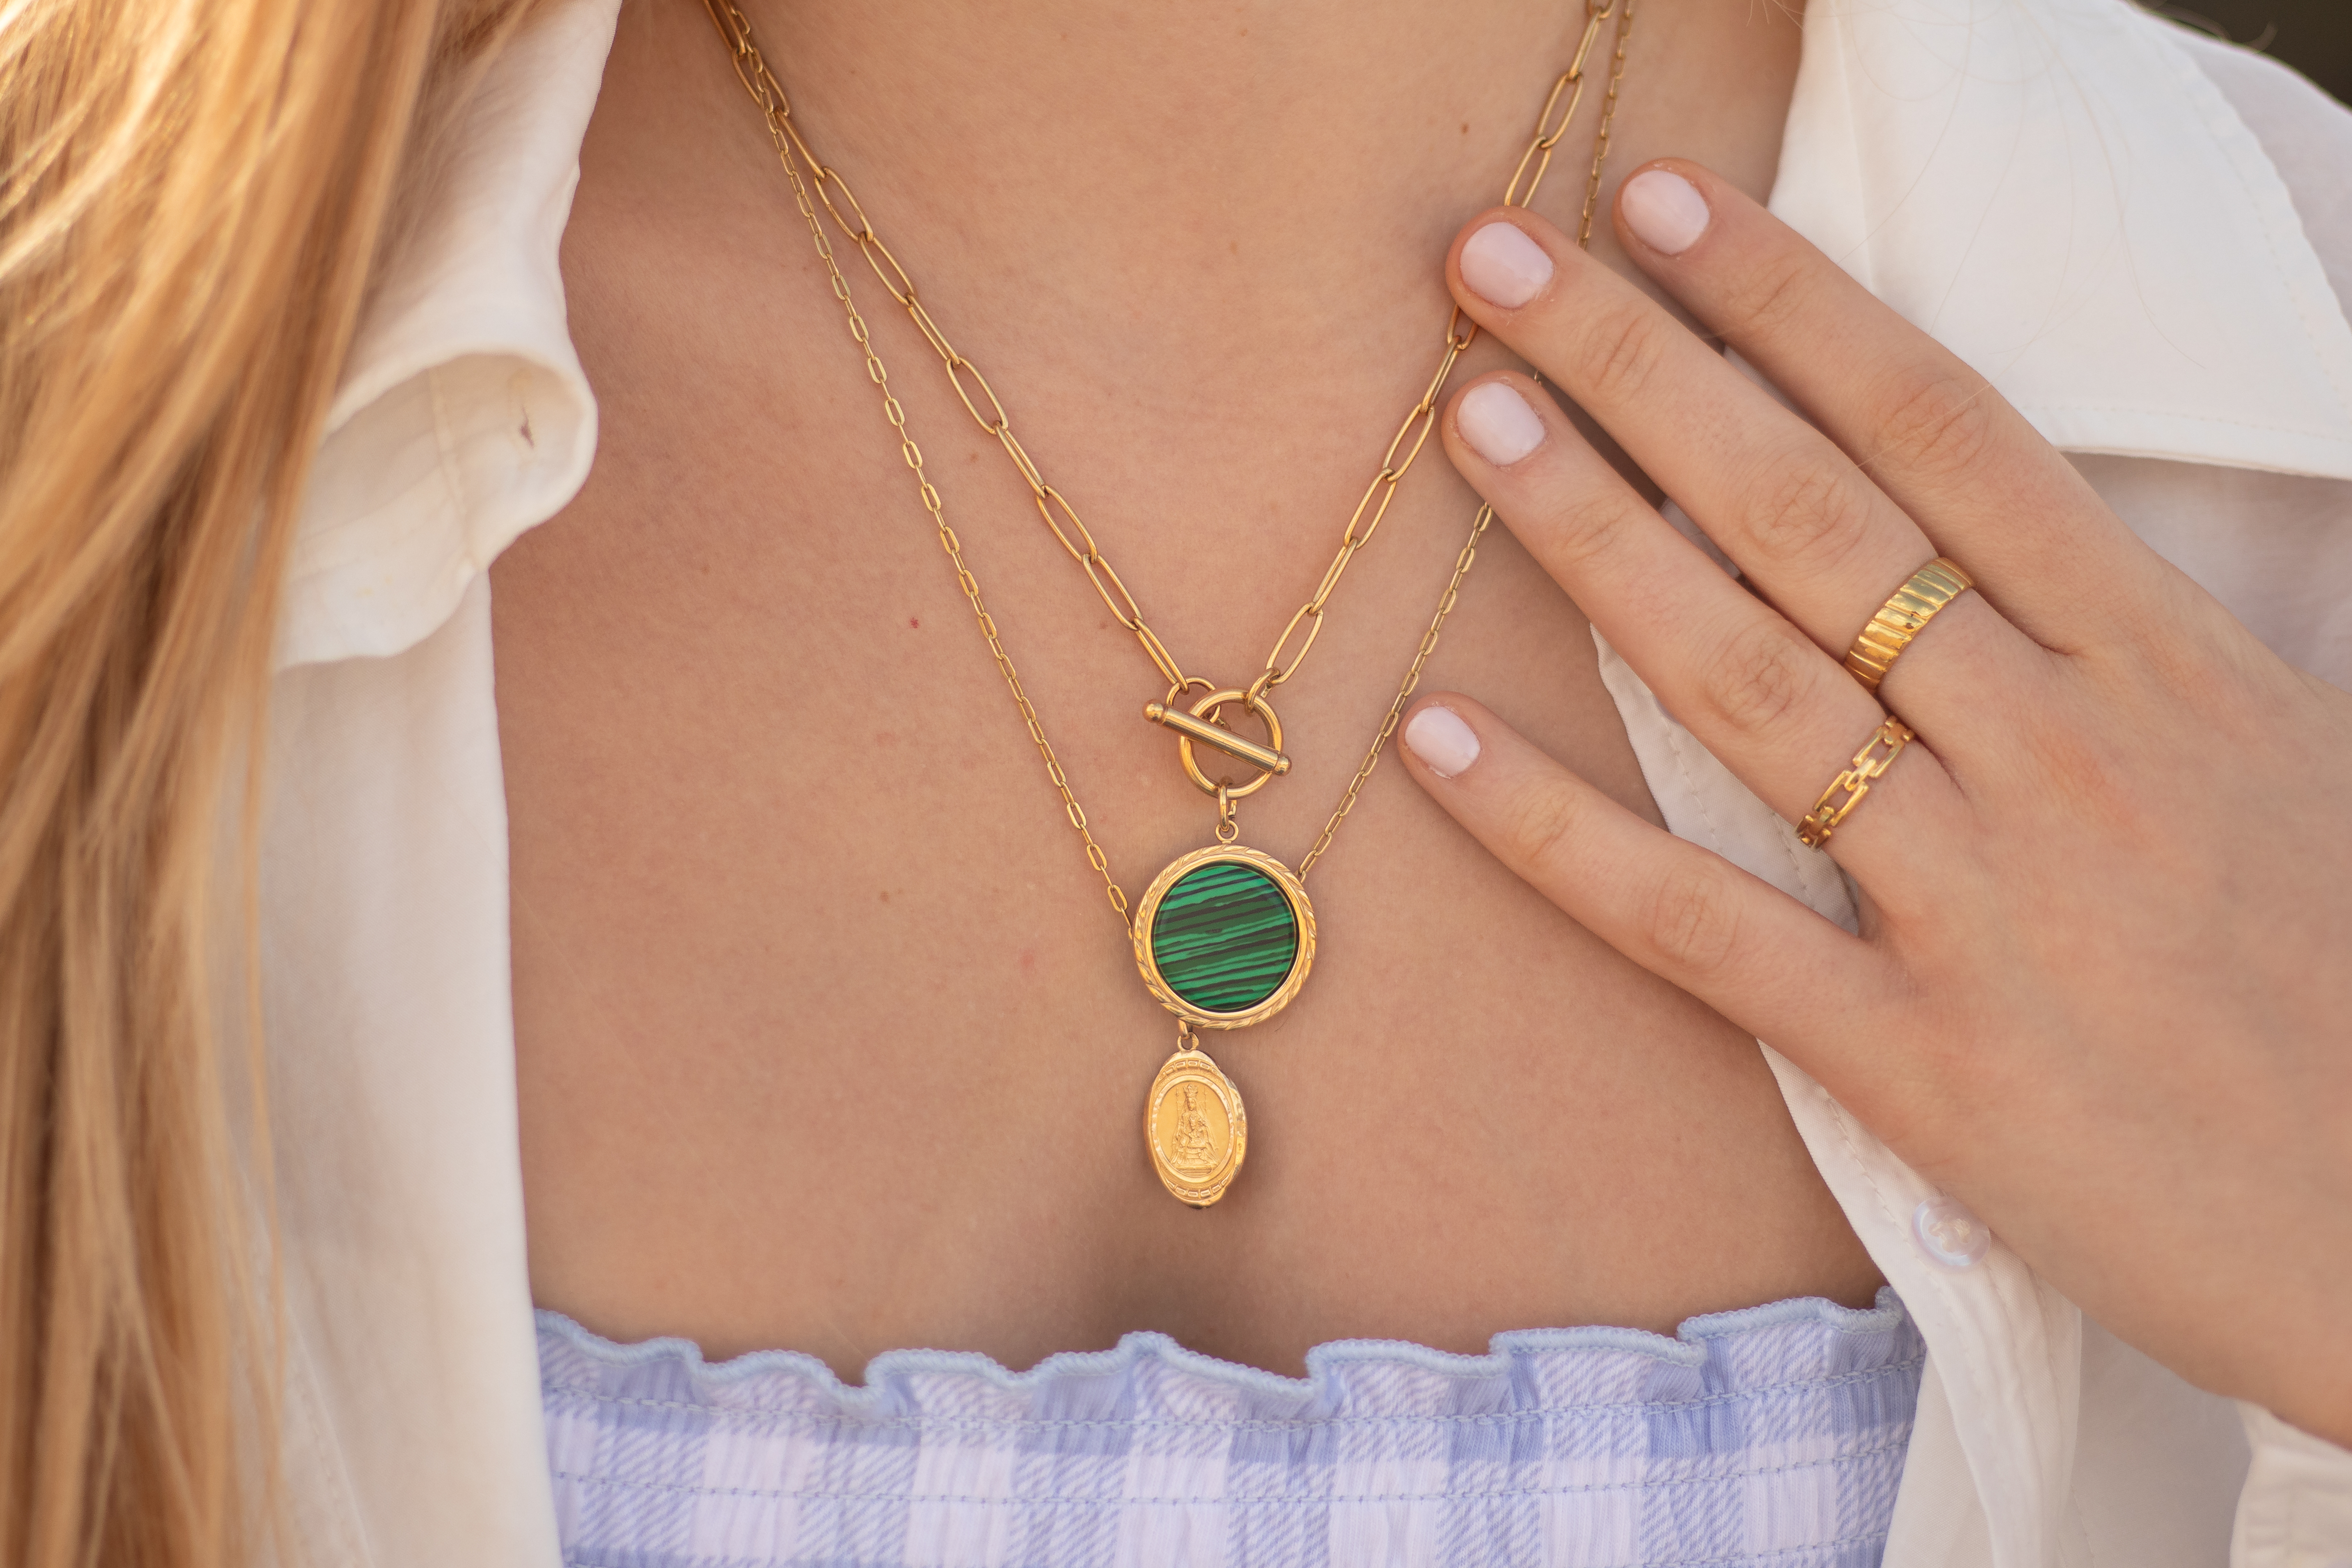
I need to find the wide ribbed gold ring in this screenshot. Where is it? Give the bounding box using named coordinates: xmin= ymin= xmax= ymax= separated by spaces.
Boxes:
xmin=1842 ymin=558 xmax=1974 ymax=692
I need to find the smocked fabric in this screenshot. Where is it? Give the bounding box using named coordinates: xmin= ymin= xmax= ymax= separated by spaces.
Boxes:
xmin=537 ymin=1293 xmax=1924 ymax=1568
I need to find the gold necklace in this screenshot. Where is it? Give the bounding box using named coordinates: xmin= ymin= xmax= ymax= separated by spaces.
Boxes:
xmin=704 ymin=0 xmax=1639 ymax=1205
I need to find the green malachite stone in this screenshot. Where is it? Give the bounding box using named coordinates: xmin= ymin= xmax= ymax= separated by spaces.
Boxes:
xmin=1150 ymin=860 xmax=1300 ymax=1013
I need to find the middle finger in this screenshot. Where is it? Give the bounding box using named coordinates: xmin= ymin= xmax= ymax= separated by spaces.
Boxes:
xmin=1446 ymin=209 xmax=2040 ymax=718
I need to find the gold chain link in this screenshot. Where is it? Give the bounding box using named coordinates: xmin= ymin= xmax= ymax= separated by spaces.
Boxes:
xmin=703 ymin=0 xmax=1638 ymax=912
xmin=703 ymin=14 xmax=1135 ymax=927
xmin=1298 ymin=503 xmax=1494 ymax=878
xmin=1301 ymin=0 xmax=1638 ymax=877
xmin=1579 ymin=0 xmax=1639 ymax=246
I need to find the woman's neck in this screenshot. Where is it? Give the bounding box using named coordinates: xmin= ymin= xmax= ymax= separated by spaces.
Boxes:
xmin=701 ymin=0 xmax=1803 ymax=385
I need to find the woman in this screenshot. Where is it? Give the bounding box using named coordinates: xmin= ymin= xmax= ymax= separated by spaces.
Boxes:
xmin=2 ymin=0 xmax=2347 ymax=1561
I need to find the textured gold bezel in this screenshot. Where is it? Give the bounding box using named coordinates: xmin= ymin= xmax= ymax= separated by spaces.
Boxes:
xmin=1145 ymin=1047 xmax=1247 ymax=1207
xmin=1132 ymin=844 xmax=1316 ymax=1030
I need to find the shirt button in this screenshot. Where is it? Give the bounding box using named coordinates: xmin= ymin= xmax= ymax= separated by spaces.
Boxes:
xmin=1912 ymin=1196 xmax=1992 ymax=1271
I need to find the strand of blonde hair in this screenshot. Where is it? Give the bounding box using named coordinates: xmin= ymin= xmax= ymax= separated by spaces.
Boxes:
xmin=0 ymin=0 xmax=529 ymax=1560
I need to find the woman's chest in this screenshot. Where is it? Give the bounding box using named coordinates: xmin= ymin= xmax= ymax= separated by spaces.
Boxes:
xmin=490 ymin=187 xmax=1879 ymax=1377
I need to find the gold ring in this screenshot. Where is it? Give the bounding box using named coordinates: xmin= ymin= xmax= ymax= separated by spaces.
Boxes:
xmin=1843 ymin=558 xmax=1973 ymax=692
xmin=1797 ymin=716 xmax=1914 ymax=849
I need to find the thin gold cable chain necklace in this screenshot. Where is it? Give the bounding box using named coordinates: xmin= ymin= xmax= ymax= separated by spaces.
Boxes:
xmin=702 ymin=0 xmax=1639 ymax=1206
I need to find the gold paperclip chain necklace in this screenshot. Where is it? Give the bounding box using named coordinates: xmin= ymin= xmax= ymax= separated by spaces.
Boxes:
xmin=705 ymin=0 xmax=1638 ymax=1205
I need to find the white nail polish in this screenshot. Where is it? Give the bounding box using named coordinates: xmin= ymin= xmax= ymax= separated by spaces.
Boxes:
xmin=1460 ymin=221 xmax=1554 ymax=307
xmin=1403 ymin=705 xmax=1480 ymax=778
xmin=1457 ymin=381 xmax=1546 ymax=466
xmin=1620 ymin=168 xmax=1711 ymax=256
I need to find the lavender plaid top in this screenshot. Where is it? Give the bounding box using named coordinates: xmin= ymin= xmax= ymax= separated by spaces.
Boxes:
xmin=537 ymin=1289 xmax=1921 ymax=1568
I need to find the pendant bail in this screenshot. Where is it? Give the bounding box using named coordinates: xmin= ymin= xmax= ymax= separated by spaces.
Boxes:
xmin=1215 ymin=783 xmax=1239 ymax=843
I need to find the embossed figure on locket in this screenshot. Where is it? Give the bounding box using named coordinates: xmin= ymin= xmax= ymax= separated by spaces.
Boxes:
xmin=1171 ymin=1089 xmax=1215 ymax=1173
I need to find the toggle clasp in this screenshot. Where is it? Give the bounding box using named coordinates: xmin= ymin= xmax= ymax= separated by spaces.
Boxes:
xmin=1143 ymin=685 xmax=1290 ymax=799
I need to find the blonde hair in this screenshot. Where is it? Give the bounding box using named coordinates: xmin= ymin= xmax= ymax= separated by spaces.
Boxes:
xmin=0 ymin=0 xmax=528 ymax=1559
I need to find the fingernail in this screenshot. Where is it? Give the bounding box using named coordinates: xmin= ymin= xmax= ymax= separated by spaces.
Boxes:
xmin=1460 ymin=221 xmax=1553 ymax=307
xmin=1620 ymin=169 xmax=1711 ymax=255
xmin=1457 ymin=381 xmax=1546 ymax=466
xmin=1402 ymin=704 xmax=1481 ymax=778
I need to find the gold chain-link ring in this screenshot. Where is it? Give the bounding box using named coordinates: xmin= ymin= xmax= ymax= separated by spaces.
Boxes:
xmin=1796 ymin=717 xmax=1915 ymax=849
xmin=1843 ymin=558 xmax=1974 ymax=693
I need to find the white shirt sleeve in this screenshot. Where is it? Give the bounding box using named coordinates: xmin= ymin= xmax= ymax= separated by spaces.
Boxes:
xmin=2168 ymin=30 xmax=2352 ymax=1566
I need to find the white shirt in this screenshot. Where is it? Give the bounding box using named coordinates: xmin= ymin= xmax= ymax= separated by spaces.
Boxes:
xmin=254 ymin=0 xmax=2352 ymax=1562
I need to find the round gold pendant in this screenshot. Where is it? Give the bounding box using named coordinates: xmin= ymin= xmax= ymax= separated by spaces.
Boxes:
xmin=1132 ymin=844 xmax=1316 ymax=1030
xmin=1145 ymin=1047 xmax=1246 ymax=1207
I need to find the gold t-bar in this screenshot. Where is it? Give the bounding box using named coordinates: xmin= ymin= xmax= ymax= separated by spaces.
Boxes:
xmin=1142 ymin=701 xmax=1291 ymax=776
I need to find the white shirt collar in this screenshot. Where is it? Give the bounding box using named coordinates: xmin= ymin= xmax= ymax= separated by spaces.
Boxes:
xmin=1776 ymin=0 xmax=2352 ymax=481
xmin=281 ymin=0 xmax=2352 ymax=672
xmin=279 ymin=0 xmax=613 ymax=670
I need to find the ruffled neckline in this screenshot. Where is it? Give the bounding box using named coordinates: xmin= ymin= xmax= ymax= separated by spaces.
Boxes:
xmin=538 ymin=1287 xmax=1921 ymax=1425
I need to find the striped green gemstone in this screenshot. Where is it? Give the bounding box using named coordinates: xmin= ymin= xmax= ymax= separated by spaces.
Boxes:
xmin=1150 ymin=860 xmax=1299 ymax=1013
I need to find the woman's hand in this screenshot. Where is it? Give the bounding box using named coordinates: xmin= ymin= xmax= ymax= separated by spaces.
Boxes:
xmin=1402 ymin=161 xmax=2352 ymax=1444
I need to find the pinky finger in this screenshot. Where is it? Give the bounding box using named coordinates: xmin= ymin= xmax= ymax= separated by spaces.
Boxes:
xmin=1397 ymin=693 xmax=1898 ymax=1071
